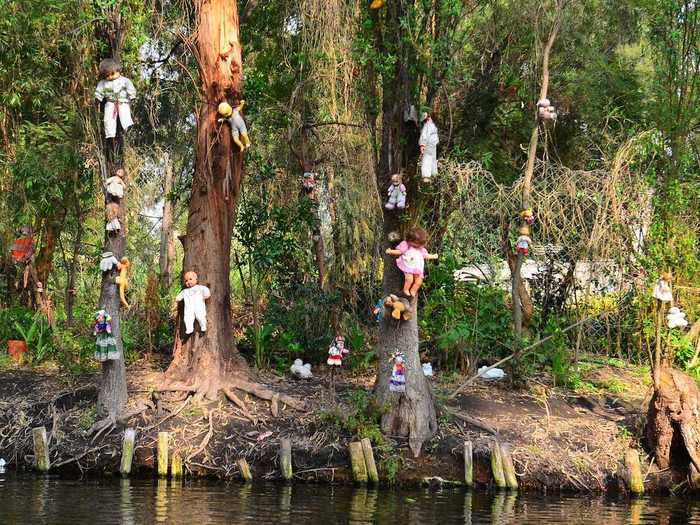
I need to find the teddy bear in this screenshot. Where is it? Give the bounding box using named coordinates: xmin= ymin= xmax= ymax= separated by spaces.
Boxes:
xmin=384 ymin=294 xmax=413 ymax=321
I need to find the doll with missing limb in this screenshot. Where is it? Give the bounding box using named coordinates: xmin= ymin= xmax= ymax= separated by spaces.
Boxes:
xmin=176 ymin=271 xmax=211 ymax=334
xmin=94 ymin=59 xmax=137 ymax=139
xmin=217 ymin=101 xmax=251 ymax=151
xmin=386 ymin=227 xmax=438 ymax=297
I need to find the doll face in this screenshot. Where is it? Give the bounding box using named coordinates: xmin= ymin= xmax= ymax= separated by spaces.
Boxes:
xmin=19 ymin=225 xmax=32 ymax=237
xmin=391 ymin=174 xmax=402 ymax=185
xmin=107 ymin=71 xmax=121 ymax=81
xmin=115 ymin=168 xmax=125 ymax=179
xmin=106 ymin=203 xmax=119 ymax=220
xmin=184 ymin=271 xmax=198 ymax=288
xmin=335 ymin=337 xmax=344 ymax=350
xmin=519 ymin=225 xmax=530 ymax=236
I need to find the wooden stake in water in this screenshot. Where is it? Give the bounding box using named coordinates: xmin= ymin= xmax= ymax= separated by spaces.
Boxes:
xmin=500 ymin=443 xmax=518 ymax=490
xmin=624 ymin=449 xmax=644 ymax=495
xmin=279 ymin=438 xmax=293 ymax=481
xmin=171 ymin=452 xmax=183 ymax=479
xmin=463 ymin=441 xmax=473 ymax=487
xmin=360 ymin=438 xmax=379 ymax=484
xmin=349 ymin=441 xmax=368 ymax=483
xmin=120 ymin=428 xmax=136 ymax=476
xmin=32 ymin=426 xmax=50 ymax=473
xmin=157 ymin=432 xmax=169 ymax=477
xmin=490 ymin=441 xmax=506 ymax=489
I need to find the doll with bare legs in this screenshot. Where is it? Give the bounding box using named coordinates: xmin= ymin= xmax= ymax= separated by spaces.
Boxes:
xmin=385 ymin=227 xmax=438 ymax=298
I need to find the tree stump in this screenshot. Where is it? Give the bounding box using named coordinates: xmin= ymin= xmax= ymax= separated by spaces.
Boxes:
xmin=120 ymin=428 xmax=136 ymax=476
xmin=32 ymin=426 xmax=50 ymax=473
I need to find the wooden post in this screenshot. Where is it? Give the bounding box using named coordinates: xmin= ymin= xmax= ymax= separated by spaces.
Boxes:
xmin=120 ymin=428 xmax=136 ymax=476
xmin=500 ymin=443 xmax=518 ymax=490
xmin=32 ymin=426 xmax=50 ymax=473
xmin=238 ymin=458 xmax=253 ymax=482
xmin=360 ymin=438 xmax=379 ymax=484
xmin=490 ymin=441 xmax=506 ymax=489
xmin=464 ymin=441 xmax=473 ymax=487
xmin=349 ymin=441 xmax=368 ymax=483
xmin=157 ymin=432 xmax=169 ymax=477
xmin=279 ymin=438 xmax=293 ymax=480
xmin=171 ymin=452 xmax=183 ymax=479
xmin=624 ymin=449 xmax=644 ymax=495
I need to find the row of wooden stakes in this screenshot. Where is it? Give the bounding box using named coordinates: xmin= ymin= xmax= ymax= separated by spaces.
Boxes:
xmin=30 ymin=427 xmax=644 ymax=494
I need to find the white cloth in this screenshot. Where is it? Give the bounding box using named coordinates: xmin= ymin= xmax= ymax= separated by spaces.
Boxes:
xmin=176 ymin=284 xmax=211 ymax=334
xmin=105 ymin=176 xmax=125 ymax=198
xmin=106 ymin=218 xmax=121 ymax=232
xmin=667 ymin=307 xmax=688 ymax=329
xmin=419 ymin=119 xmax=439 ymax=179
xmin=95 ymin=76 xmax=136 ymax=138
xmin=652 ymin=279 xmax=673 ymax=303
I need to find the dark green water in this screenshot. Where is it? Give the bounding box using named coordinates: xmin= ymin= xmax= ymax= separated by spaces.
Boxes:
xmin=1 ymin=473 xmax=699 ymax=524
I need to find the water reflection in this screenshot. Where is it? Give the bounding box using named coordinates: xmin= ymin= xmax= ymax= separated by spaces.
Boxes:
xmin=5 ymin=474 xmax=700 ymax=524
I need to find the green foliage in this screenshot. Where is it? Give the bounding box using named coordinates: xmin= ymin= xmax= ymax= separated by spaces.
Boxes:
xmin=12 ymin=313 xmax=55 ymax=364
xmin=0 ymin=305 xmax=35 ymax=345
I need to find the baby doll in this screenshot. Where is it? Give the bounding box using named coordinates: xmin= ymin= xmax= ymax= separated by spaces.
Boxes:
xmin=385 ymin=226 xmax=438 ymax=297
xmin=385 ymin=173 xmax=407 ymax=210
xmin=537 ymin=98 xmax=557 ymax=121
xmin=327 ymin=335 xmax=349 ymax=366
xmin=419 ymin=112 xmax=439 ymax=180
xmin=218 ymin=100 xmax=251 ymax=151
xmin=667 ymin=307 xmax=688 ymax=329
xmin=515 ymin=225 xmax=531 ymax=255
xmin=520 ymin=208 xmax=535 ymax=225
xmin=652 ymin=271 xmax=673 ymax=303
xmin=303 ymin=172 xmax=316 ymax=195
xmin=106 ymin=202 xmax=121 ymax=233
xmin=94 ymin=58 xmax=137 ymax=139
xmin=94 ymin=309 xmax=119 ymax=362
xmin=389 ymin=351 xmax=406 ymax=392
xmin=105 ymin=168 xmax=125 ymax=199
xmin=176 ymin=271 xmax=211 ymax=334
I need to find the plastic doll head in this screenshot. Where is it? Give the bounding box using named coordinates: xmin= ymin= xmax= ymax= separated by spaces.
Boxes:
xmin=119 ymin=257 xmax=129 ymax=268
xmin=660 ymin=271 xmax=672 ymax=282
xmin=390 ymin=173 xmax=402 ymax=185
xmin=18 ymin=224 xmax=33 ymax=237
xmin=406 ymin=226 xmax=428 ymax=248
xmin=98 ymin=58 xmax=121 ymax=80
xmin=183 ymin=271 xmax=198 ymax=288
xmin=421 ymin=111 xmax=429 ymax=122
xmin=115 ymin=168 xmax=125 ymax=179
xmin=36 ymin=281 xmax=43 ymax=293
xmin=106 ymin=202 xmax=120 ymax=221
xmin=537 ymin=98 xmax=550 ymax=108
xmin=519 ymin=225 xmax=530 ymax=236
xmin=95 ymin=309 xmax=109 ymax=323
xmin=334 ymin=335 xmax=345 ymax=349
xmin=218 ymin=102 xmax=233 ymax=118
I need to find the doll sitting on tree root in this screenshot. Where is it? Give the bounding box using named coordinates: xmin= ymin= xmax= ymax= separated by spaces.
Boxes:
xmin=386 ymin=226 xmax=438 ymax=297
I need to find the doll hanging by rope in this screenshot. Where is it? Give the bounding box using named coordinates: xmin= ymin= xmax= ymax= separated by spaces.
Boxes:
xmin=94 ymin=58 xmax=137 ymax=140
xmin=176 ymin=271 xmax=211 ymax=334
xmin=94 ymin=309 xmax=119 ymax=362
xmin=385 ymin=173 xmax=407 ymax=210
xmin=217 ymin=100 xmax=251 ymax=151
xmin=419 ymin=112 xmax=439 ymax=181
xmin=386 ymin=226 xmax=438 ymax=297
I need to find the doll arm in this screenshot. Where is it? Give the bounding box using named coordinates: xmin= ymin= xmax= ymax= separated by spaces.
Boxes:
xmin=176 ymin=290 xmax=185 ymax=302
xmin=425 ymin=253 xmax=439 ymax=260
xmin=200 ymin=286 xmax=211 ymax=299
xmin=385 ymin=248 xmax=403 ymax=256
xmin=125 ymin=77 xmax=137 ymax=100
xmin=94 ymin=81 xmax=106 ymax=103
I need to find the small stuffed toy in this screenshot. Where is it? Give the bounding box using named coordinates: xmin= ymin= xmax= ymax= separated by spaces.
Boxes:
xmin=94 ymin=58 xmax=137 ymax=139
xmin=385 ymin=226 xmax=438 ymax=297
xmin=389 ymin=351 xmax=406 ymax=392
xmin=218 ymin=100 xmax=251 ymax=151
xmin=10 ymin=225 xmax=34 ymax=263
xmin=105 ymin=168 xmax=125 ymax=199
xmin=290 ymin=358 xmax=313 ymax=379
xmin=419 ymin=112 xmax=439 ymax=180
xmin=520 ymin=208 xmax=535 ymax=225
xmin=667 ymin=307 xmax=689 ymax=329
xmin=385 ymin=173 xmax=407 ymax=210
xmin=515 ymin=225 xmax=531 ymax=255
xmin=94 ymin=309 xmax=119 ymax=362
xmin=537 ymin=98 xmax=557 ymax=121
xmin=652 ymin=272 xmax=674 ymax=303
xmin=106 ymin=202 xmax=121 ymax=233
xmin=100 ymin=251 xmax=121 ymax=272
xmin=302 ymin=172 xmax=316 ymax=195
xmin=176 ymin=271 xmax=211 ymax=334
xmin=373 ymin=298 xmax=384 ymax=322
xmin=327 ymin=335 xmax=348 ymax=366
xmin=115 ymin=257 xmax=130 ymax=308
xmin=384 ymin=294 xmax=413 ymax=321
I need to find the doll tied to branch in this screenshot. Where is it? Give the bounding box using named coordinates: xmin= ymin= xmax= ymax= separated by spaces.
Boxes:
xmin=217 ymin=101 xmax=251 ymax=151
xmin=386 ymin=226 xmax=438 ymax=297
xmin=176 ymin=271 xmax=211 ymax=335
xmin=419 ymin=112 xmax=439 ymax=181
xmin=385 ymin=173 xmax=407 ymax=210
xmin=115 ymin=257 xmax=130 ymax=309
xmin=10 ymin=225 xmax=36 ymax=290
xmin=105 ymin=168 xmax=125 ymax=199
xmin=106 ymin=202 xmax=121 ymax=233
xmin=515 ymin=225 xmax=532 ymax=255
xmin=94 ymin=59 xmax=137 ymax=139
xmin=94 ymin=309 xmax=119 ymax=362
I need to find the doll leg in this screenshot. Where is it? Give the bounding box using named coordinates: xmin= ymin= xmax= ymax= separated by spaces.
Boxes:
xmin=402 ymin=273 xmax=414 ymax=296
xmin=118 ymin=103 xmax=134 ymax=134
xmin=104 ymin=102 xmax=118 ymax=139
xmin=409 ymin=275 xmax=423 ymax=296
xmin=241 ymin=131 xmax=251 ymax=149
xmin=194 ymin=301 xmax=207 ymax=332
xmin=397 ymin=193 xmax=406 ymax=209
xmin=232 ymin=131 xmax=245 ymax=151
xmin=183 ymin=307 xmax=195 ymax=334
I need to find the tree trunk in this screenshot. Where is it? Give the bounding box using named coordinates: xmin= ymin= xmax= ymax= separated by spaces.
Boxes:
xmin=162 ymin=0 xmax=248 ymax=400
xmin=159 ymin=151 xmax=176 ymax=291
xmin=65 ymin=223 xmax=82 ymax=327
xmin=34 ymin=219 xmax=60 ymax=288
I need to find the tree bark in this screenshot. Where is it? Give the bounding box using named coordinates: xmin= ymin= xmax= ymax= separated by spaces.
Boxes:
xmin=162 ymin=0 xmax=248 ymax=400
xmin=64 ymin=223 xmax=82 ymax=327
xmin=159 ymin=151 xmax=176 ymax=291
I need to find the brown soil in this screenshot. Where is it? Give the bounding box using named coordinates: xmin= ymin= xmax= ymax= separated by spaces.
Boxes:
xmin=0 ymin=355 xmax=675 ymax=492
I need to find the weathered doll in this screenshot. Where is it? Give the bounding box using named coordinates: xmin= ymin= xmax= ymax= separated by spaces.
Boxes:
xmin=419 ymin=112 xmax=439 ymax=180
xmin=327 ymin=335 xmax=348 ymax=366
xmin=303 ymin=172 xmax=316 ymax=195
xmin=515 ymin=225 xmax=531 ymax=255
xmin=520 ymin=208 xmax=535 ymax=225
xmin=537 ymin=98 xmax=557 ymax=121
xmin=94 ymin=309 xmax=119 ymax=362
xmin=373 ymin=298 xmax=384 ymax=322
xmin=667 ymin=307 xmax=688 ymax=329
xmin=106 ymin=202 xmax=121 ymax=233
xmin=94 ymin=59 xmax=137 ymax=139
xmin=652 ymin=272 xmax=674 ymax=303
xmin=385 ymin=173 xmax=407 ymax=210
xmin=105 ymin=168 xmax=125 ymax=199
xmin=385 ymin=226 xmax=438 ymax=297
xmin=10 ymin=225 xmax=34 ymax=263
xmin=389 ymin=351 xmax=406 ymax=393
xmin=115 ymin=257 xmax=129 ymax=308
xmin=176 ymin=271 xmax=211 ymax=334
xmin=100 ymin=251 xmax=121 ymax=272
xmin=217 ymin=101 xmax=251 ymax=151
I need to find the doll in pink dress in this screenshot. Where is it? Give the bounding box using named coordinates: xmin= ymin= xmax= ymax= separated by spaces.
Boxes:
xmin=385 ymin=227 xmax=438 ymax=297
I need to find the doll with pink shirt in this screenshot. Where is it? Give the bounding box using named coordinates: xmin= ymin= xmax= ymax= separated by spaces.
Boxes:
xmin=385 ymin=226 xmax=438 ymax=297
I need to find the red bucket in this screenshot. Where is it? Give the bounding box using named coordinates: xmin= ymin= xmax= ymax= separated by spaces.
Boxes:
xmin=7 ymin=340 xmax=27 ymax=362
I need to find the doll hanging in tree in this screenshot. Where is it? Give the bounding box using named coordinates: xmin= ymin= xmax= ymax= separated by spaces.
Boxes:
xmin=419 ymin=112 xmax=439 ymax=181
xmin=94 ymin=59 xmax=137 ymax=140
xmin=176 ymin=271 xmax=211 ymax=334
xmin=94 ymin=309 xmax=119 ymax=362
xmin=327 ymin=335 xmax=349 ymax=366
xmin=385 ymin=173 xmax=407 ymax=210
xmin=386 ymin=226 xmax=438 ymax=297
xmin=217 ymin=100 xmax=251 ymax=151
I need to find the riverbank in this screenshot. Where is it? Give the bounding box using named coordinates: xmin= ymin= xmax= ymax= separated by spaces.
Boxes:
xmin=0 ymin=355 xmax=670 ymax=492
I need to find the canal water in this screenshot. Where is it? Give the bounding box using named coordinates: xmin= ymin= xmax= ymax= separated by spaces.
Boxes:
xmin=1 ymin=473 xmax=699 ymax=524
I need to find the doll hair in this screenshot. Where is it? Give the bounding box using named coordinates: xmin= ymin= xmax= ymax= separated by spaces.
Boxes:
xmin=406 ymin=226 xmax=428 ymax=247
xmin=98 ymin=58 xmax=121 ymax=79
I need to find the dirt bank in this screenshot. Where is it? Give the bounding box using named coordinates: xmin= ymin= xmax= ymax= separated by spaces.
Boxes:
xmin=0 ymin=356 xmax=674 ymax=492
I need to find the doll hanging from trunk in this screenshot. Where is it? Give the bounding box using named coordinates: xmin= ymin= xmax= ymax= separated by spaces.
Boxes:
xmin=105 ymin=168 xmax=126 ymax=199
xmin=515 ymin=226 xmax=532 ymax=255
xmin=385 ymin=226 xmax=438 ymax=297
xmin=389 ymin=351 xmax=406 ymax=393
xmin=176 ymin=271 xmax=211 ymax=334
xmin=218 ymin=100 xmax=251 ymax=151
xmin=95 ymin=58 xmax=137 ymax=139
xmin=94 ymin=309 xmax=119 ymax=362
xmin=327 ymin=335 xmax=349 ymax=366
xmin=385 ymin=173 xmax=407 ymax=210
xmin=419 ymin=112 xmax=439 ymax=181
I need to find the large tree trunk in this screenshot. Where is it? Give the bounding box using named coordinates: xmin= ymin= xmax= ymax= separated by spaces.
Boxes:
xmin=162 ymin=0 xmax=248 ymax=400
xmin=159 ymin=151 xmax=176 ymax=291
xmin=371 ymin=2 xmax=436 ymax=457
